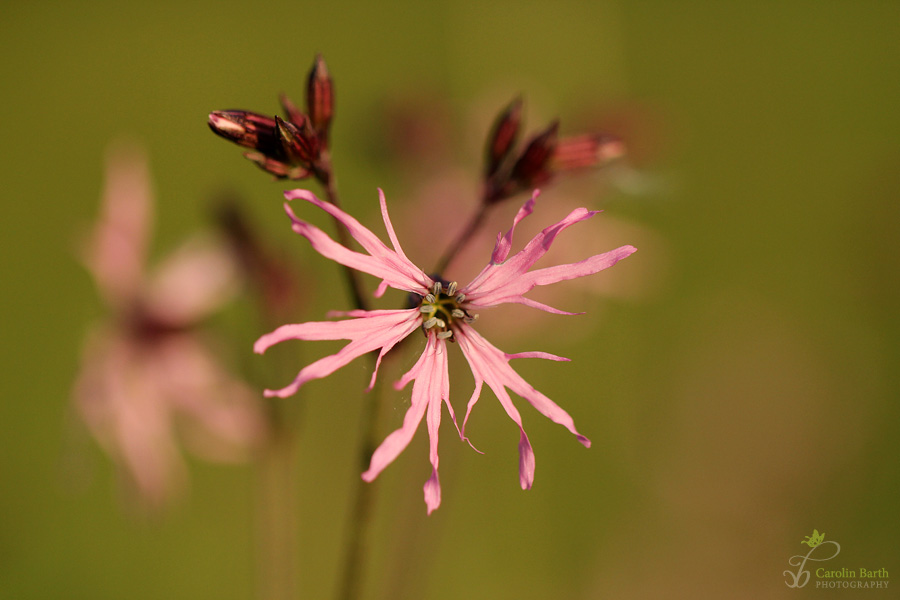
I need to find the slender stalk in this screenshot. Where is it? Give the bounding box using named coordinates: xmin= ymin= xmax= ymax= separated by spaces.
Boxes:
xmin=314 ymin=151 xmax=381 ymax=600
xmin=315 ymin=150 xmax=369 ymax=311
xmin=336 ymin=373 xmax=384 ymax=600
xmin=256 ymin=401 xmax=298 ymax=600
xmin=433 ymin=202 xmax=490 ymax=276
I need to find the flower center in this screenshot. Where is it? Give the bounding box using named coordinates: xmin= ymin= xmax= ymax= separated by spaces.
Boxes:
xmin=418 ymin=281 xmax=476 ymax=341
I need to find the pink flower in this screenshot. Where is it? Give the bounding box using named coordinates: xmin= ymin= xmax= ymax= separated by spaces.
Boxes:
xmin=255 ymin=188 xmax=636 ymax=513
xmin=74 ymin=143 xmax=266 ymax=508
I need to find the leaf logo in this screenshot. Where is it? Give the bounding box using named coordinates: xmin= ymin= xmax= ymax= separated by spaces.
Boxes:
xmin=801 ymin=529 xmax=825 ymax=548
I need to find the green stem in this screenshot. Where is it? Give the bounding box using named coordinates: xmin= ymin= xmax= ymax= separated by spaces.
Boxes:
xmin=256 ymin=402 xmax=298 ymax=600
xmin=336 ymin=373 xmax=384 ymax=600
xmin=315 ymin=150 xmax=369 ymax=312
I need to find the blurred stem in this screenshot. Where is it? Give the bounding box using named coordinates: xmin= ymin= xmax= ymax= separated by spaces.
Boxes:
xmin=337 ymin=373 xmax=384 ymax=600
xmin=433 ymin=202 xmax=490 ymax=276
xmin=315 ymin=150 xmax=369 ymax=311
xmin=257 ymin=399 xmax=299 ymax=600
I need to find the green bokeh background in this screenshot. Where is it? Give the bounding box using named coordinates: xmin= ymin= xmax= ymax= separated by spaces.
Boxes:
xmin=2 ymin=1 xmax=898 ymax=598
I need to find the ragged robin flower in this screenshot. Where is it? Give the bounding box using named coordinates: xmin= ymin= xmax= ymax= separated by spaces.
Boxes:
xmin=254 ymin=188 xmax=636 ymax=513
xmin=73 ymin=143 xmax=266 ymax=508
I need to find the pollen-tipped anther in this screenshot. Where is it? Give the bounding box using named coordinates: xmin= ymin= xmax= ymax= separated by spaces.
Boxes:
xmin=423 ymin=317 xmax=446 ymax=329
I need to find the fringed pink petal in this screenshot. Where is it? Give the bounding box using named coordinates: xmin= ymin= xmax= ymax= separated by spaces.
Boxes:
xmin=423 ymin=342 xmax=445 ymax=513
xmin=154 ymin=335 xmax=266 ymax=460
xmin=255 ymin=309 xmax=417 ymax=351
xmin=456 ymin=325 xmax=535 ymax=488
xmin=424 ymin=469 xmax=441 ymax=515
xmin=283 ymin=189 xmax=432 ymax=294
xmin=373 ymin=279 xmax=390 ymax=298
xmin=506 ymin=351 xmax=570 ymax=362
xmin=145 ymin=234 xmax=240 ymax=326
xmin=459 ymin=375 xmax=485 ymax=451
xmin=479 ymin=294 xmax=584 ymax=315
xmin=362 ymin=334 xmax=451 ymax=492
xmin=360 ymin=389 xmax=428 ymax=483
xmin=465 ymin=191 xmax=538 ymax=292
xmin=284 ymin=202 xmax=429 ymax=294
xmin=285 ymin=189 xmax=390 ymax=258
xmin=467 ymin=245 xmax=636 ymax=309
xmin=85 ymin=142 xmax=154 ymax=309
xmin=491 ymin=190 xmax=537 ymax=264
xmin=378 ymin=188 xmax=414 ymax=264
xmin=520 ymin=245 xmax=637 ymax=288
xmin=455 ymin=324 xmax=591 ymax=476
xmin=463 ymin=205 xmax=602 ymax=304
xmin=518 ymin=430 xmax=535 ymax=490
xmin=254 ymin=309 xmax=420 ymax=398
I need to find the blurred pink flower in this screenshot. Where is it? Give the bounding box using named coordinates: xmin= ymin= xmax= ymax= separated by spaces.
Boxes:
xmin=74 ymin=144 xmax=266 ymax=508
xmin=255 ymin=188 xmax=635 ymax=513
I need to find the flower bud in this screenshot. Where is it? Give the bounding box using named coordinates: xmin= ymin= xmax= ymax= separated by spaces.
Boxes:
xmin=208 ymin=111 xmax=286 ymax=160
xmin=510 ymin=120 xmax=558 ymax=188
xmin=551 ymin=134 xmax=625 ymax=171
xmin=306 ymin=53 xmax=334 ymax=145
xmin=484 ymin=96 xmax=523 ymax=178
xmin=276 ymin=115 xmax=320 ymax=164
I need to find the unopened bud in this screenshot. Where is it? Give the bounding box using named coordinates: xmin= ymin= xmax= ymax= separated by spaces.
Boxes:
xmin=208 ymin=111 xmax=285 ymax=159
xmin=510 ymin=120 xmax=558 ymax=189
xmin=306 ymin=53 xmax=334 ymax=145
xmin=275 ymin=115 xmax=320 ymax=164
xmin=551 ymin=134 xmax=625 ymax=171
xmin=484 ymin=96 xmax=523 ymax=178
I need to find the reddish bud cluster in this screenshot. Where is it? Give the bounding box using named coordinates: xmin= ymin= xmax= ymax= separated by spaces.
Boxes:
xmin=481 ymin=97 xmax=624 ymax=205
xmin=208 ymin=54 xmax=335 ymax=181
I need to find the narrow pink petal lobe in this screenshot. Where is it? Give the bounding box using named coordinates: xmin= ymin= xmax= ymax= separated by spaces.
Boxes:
xmin=283 ymin=189 xmax=432 ymax=294
xmin=362 ymin=333 xmax=454 ymax=516
xmin=470 ymin=245 xmax=637 ymax=311
xmin=424 ymin=470 xmax=441 ymax=514
xmin=455 ymin=323 xmax=590 ymax=487
xmin=491 ymin=189 xmax=537 ymax=264
xmin=518 ymin=431 xmax=535 ymax=490
xmin=255 ymin=309 xmax=421 ymax=398
xmin=85 ymin=143 xmax=154 ymax=309
xmin=465 ymin=200 xmax=636 ymax=309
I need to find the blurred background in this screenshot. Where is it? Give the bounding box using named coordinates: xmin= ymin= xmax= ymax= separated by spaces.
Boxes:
xmin=2 ymin=1 xmax=898 ymax=598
